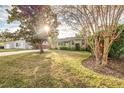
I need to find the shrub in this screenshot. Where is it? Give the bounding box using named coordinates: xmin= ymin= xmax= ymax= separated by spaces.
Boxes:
xmin=60 ymin=47 xmax=69 ymax=50
xmin=109 ymin=26 xmax=124 ymax=59
xmin=59 ymin=46 xmax=90 ymax=52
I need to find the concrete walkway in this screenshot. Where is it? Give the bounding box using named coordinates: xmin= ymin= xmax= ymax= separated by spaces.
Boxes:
xmin=0 ymin=50 xmax=40 ymax=57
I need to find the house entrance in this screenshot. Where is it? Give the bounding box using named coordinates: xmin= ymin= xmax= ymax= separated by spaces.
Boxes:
xmin=75 ymin=43 xmax=80 ymax=50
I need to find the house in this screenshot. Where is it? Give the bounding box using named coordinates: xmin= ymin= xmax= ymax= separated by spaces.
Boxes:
xmin=4 ymin=40 xmax=32 ymax=49
xmin=35 ymin=40 xmax=50 ymax=49
xmin=57 ymin=37 xmax=85 ymax=50
xmin=0 ymin=42 xmax=4 ymax=49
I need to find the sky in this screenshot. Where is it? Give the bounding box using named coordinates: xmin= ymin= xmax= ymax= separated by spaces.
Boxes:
xmin=0 ymin=5 xmax=77 ymax=39
xmin=57 ymin=23 xmax=78 ymax=38
xmin=0 ymin=5 xmax=20 ymax=33
xmin=1 ymin=5 xmax=124 ymax=39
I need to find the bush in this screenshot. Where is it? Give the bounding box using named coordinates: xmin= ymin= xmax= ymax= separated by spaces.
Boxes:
xmin=60 ymin=47 xmax=69 ymax=50
xmin=59 ymin=47 xmax=76 ymax=51
xmin=59 ymin=46 xmax=90 ymax=52
xmin=109 ymin=26 xmax=124 ymax=59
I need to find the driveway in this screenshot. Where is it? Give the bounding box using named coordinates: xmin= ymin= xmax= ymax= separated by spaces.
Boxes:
xmin=0 ymin=50 xmax=40 ymax=57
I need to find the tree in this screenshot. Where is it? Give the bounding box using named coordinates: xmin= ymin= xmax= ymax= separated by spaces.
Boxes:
xmin=109 ymin=25 xmax=124 ymax=58
xmin=7 ymin=5 xmax=58 ymax=53
xmin=0 ymin=29 xmax=17 ymax=42
xmin=58 ymin=5 xmax=124 ymax=65
xmin=48 ymin=30 xmax=59 ymax=49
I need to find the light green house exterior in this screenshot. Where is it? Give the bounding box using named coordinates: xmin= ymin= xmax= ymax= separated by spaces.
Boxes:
xmin=57 ymin=37 xmax=85 ymax=50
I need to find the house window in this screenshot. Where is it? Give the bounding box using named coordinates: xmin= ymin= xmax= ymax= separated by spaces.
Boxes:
xmin=16 ymin=43 xmax=19 ymax=47
xmin=58 ymin=43 xmax=60 ymax=45
xmin=72 ymin=41 xmax=74 ymax=45
xmin=82 ymin=40 xmax=84 ymax=45
xmin=63 ymin=42 xmax=65 ymax=46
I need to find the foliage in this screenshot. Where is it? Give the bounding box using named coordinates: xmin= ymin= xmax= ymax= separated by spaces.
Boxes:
xmin=59 ymin=47 xmax=75 ymax=50
xmin=7 ymin=6 xmax=43 ymax=43
xmin=0 ymin=29 xmax=18 ymax=42
xmin=7 ymin=5 xmax=59 ymax=52
xmin=59 ymin=46 xmax=94 ymax=52
xmin=109 ymin=25 xmax=124 ymax=58
xmin=58 ymin=5 xmax=124 ymax=65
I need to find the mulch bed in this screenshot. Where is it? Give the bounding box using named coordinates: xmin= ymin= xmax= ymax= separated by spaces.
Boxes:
xmin=82 ymin=57 xmax=124 ymax=79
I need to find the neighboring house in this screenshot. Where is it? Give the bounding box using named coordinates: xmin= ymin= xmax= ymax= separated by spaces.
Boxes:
xmin=0 ymin=42 xmax=4 ymax=49
xmin=4 ymin=40 xmax=32 ymax=49
xmin=57 ymin=37 xmax=85 ymax=50
xmin=36 ymin=41 xmax=50 ymax=49
xmin=42 ymin=41 xmax=49 ymax=49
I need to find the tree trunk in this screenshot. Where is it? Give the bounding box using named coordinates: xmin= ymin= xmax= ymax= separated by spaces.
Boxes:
xmin=101 ymin=37 xmax=110 ymax=65
xmin=84 ymin=38 xmax=88 ymax=49
xmin=101 ymin=53 xmax=108 ymax=65
xmin=39 ymin=40 xmax=44 ymax=54
xmin=94 ymin=37 xmax=102 ymax=65
xmin=93 ymin=37 xmax=110 ymax=66
xmin=40 ymin=46 xmax=44 ymax=54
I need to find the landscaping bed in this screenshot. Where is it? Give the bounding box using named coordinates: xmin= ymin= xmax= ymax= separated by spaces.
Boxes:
xmin=83 ymin=57 xmax=124 ymax=79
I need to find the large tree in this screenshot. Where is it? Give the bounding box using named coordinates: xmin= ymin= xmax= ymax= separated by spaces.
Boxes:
xmin=57 ymin=5 xmax=124 ymax=65
xmin=7 ymin=5 xmax=58 ymax=53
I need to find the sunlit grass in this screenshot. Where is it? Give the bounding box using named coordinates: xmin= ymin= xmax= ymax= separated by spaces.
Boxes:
xmin=0 ymin=50 xmax=124 ymax=87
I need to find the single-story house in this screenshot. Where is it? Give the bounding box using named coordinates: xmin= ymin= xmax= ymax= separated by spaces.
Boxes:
xmin=4 ymin=40 xmax=32 ymax=49
xmin=35 ymin=41 xmax=50 ymax=49
xmin=57 ymin=37 xmax=85 ymax=50
xmin=0 ymin=42 xmax=4 ymax=49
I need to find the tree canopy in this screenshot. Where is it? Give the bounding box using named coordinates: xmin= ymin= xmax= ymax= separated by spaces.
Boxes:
xmin=56 ymin=5 xmax=124 ymax=65
xmin=7 ymin=5 xmax=59 ymax=53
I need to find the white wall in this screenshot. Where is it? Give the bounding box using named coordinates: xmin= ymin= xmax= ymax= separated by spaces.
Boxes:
xmin=4 ymin=40 xmax=32 ymax=49
xmin=4 ymin=44 xmax=10 ymax=49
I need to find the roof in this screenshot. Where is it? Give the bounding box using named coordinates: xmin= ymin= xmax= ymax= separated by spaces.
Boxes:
xmin=58 ymin=37 xmax=83 ymax=42
xmin=5 ymin=40 xmax=26 ymax=44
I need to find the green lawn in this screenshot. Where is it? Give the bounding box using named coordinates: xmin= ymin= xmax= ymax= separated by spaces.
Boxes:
xmin=0 ymin=49 xmax=27 ymax=52
xmin=0 ymin=50 xmax=124 ymax=87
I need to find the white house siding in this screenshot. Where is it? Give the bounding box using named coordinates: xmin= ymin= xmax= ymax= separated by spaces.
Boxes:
xmin=14 ymin=40 xmax=26 ymax=49
xmin=4 ymin=40 xmax=32 ymax=49
xmin=4 ymin=42 xmax=14 ymax=49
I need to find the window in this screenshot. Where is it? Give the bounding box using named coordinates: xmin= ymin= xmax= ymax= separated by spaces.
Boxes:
xmin=58 ymin=43 xmax=61 ymax=45
xmin=16 ymin=43 xmax=19 ymax=47
xmin=72 ymin=41 xmax=74 ymax=45
xmin=82 ymin=40 xmax=84 ymax=44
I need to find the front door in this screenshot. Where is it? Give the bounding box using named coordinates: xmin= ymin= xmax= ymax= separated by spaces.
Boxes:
xmin=75 ymin=43 xmax=80 ymax=50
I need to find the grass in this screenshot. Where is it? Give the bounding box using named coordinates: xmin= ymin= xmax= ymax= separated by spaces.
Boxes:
xmin=0 ymin=50 xmax=124 ymax=87
xmin=0 ymin=49 xmax=27 ymax=52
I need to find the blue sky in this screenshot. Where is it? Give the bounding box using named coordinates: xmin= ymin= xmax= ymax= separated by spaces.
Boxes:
xmin=0 ymin=5 xmax=77 ymax=39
